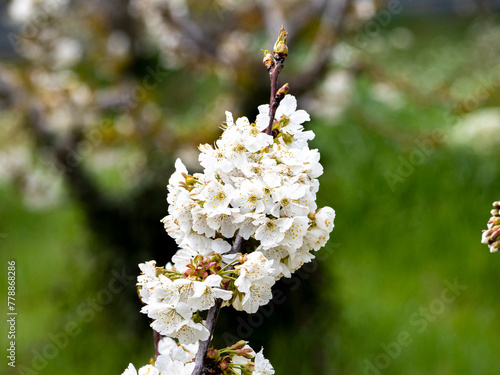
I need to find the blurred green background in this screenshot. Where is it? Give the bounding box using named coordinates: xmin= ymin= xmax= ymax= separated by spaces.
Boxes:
xmin=1 ymin=1 xmax=500 ymax=374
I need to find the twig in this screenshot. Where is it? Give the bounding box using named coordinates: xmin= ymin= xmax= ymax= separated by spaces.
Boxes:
xmin=265 ymin=58 xmax=285 ymax=136
xmin=154 ymin=330 xmax=161 ymax=360
xmin=192 ymin=235 xmax=244 ymax=375
xmin=264 ymin=27 xmax=289 ymax=136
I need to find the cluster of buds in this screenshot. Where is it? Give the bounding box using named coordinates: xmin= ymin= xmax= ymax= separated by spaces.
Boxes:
xmin=122 ymin=337 xmax=272 ymax=375
xmin=184 ymin=254 xmax=223 ymax=279
xmin=271 ymin=113 xmax=294 ymax=142
xmin=261 ymin=26 xmax=289 ymax=71
xmin=481 ymin=201 xmax=500 ymax=253
xmin=205 ymin=341 xmax=257 ymax=375
xmin=180 ymin=172 xmax=200 ymax=192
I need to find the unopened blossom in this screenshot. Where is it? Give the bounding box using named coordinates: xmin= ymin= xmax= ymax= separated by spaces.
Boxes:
xmin=315 ymin=207 xmax=336 ymax=232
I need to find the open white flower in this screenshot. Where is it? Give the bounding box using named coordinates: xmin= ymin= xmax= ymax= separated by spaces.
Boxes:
xmin=233 ymin=252 xmax=276 ymax=313
xmin=197 ymin=180 xmax=234 ymax=213
xmin=187 ymin=275 xmax=233 ymax=311
xmin=137 ymin=260 xmax=160 ymax=303
xmin=206 ymin=208 xmax=244 ymax=238
xmin=198 ymin=143 xmax=233 ymax=173
xmin=231 ymin=179 xmax=266 ymax=214
xmin=235 ymin=277 xmax=275 ymax=314
xmin=270 ymin=184 xmax=309 ymax=218
xmin=254 ymin=216 xmax=293 ymax=248
xmin=254 ymin=349 xmax=275 ymax=375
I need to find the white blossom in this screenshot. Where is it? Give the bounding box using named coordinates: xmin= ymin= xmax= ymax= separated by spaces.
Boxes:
xmin=138 ymin=94 xmax=336 ymax=361
xmin=254 ymin=217 xmax=293 ymax=248
xmin=254 ymin=349 xmax=275 ymax=375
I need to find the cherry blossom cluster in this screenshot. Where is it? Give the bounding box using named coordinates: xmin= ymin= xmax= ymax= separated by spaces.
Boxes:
xmin=162 ymin=94 xmax=335 ymax=287
xmin=123 ymin=93 xmax=335 ymax=374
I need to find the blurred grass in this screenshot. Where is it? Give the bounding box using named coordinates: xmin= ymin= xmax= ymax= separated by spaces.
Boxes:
xmin=2 ymin=13 xmax=500 ymax=375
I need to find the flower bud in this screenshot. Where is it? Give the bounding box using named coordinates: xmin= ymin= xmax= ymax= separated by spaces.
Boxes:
xmin=261 ymin=49 xmax=274 ymax=70
xmin=230 ymin=340 xmax=247 ymax=350
xmin=235 ymin=348 xmax=254 ymax=359
xmin=211 ymin=253 xmax=222 ymax=263
xmin=184 ymin=268 xmax=195 ymax=277
xmin=207 ymin=348 xmax=220 ymax=360
xmin=220 ymin=360 xmax=229 ymax=370
xmin=273 ymin=26 xmax=288 ymax=58
xmin=194 ymin=254 xmax=204 ymax=265
xmin=276 ymin=83 xmax=289 ymax=101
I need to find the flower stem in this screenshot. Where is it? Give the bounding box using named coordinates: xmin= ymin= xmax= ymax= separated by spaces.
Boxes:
xmin=153 ymin=330 xmax=161 ymax=360
xmin=265 ymin=59 xmax=285 ymax=136
xmin=192 ymin=235 xmax=244 ymax=375
xmin=265 ymin=26 xmax=288 ymax=136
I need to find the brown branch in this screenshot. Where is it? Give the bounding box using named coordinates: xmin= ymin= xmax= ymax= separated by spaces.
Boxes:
xmin=264 ymin=27 xmax=289 ymax=135
xmin=265 ymin=58 xmax=285 ymax=135
xmin=154 ymin=330 xmax=161 ymax=360
xmin=192 ymin=235 xmax=244 ymax=375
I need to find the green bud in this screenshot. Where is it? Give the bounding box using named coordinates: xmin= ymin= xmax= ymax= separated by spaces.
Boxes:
xmin=276 ymin=83 xmax=289 ymax=101
xmin=211 ymin=253 xmax=222 ymax=263
xmin=273 ymin=26 xmax=288 ymax=58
